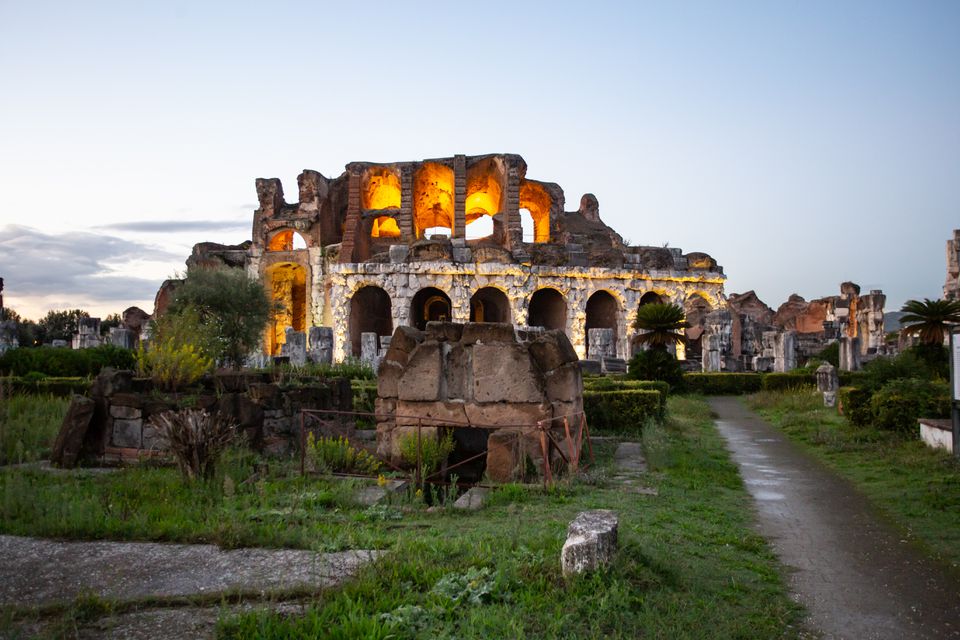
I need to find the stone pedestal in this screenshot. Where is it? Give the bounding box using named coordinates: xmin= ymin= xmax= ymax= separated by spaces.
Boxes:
xmin=587 ymin=328 xmax=615 ymax=361
xmin=282 ymin=328 xmax=307 ymax=367
xmin=774 ymin=330 xmax=797 ymax=372
xmin=360 ymin=332 xmax=380 ymax=368
xmin=308 ymin=326 xmax=333 ymax=364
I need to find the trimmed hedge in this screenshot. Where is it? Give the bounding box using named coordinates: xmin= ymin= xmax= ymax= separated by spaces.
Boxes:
xmin=583 ymin=389 xmax=662 ymax=434
xmin=837 ymin=387 xmax=874 ymax=426
xmin=0 ymin=345 xmax=135 ymax=377
xmin=2 ymin=377 xmax=91 ymax=396
xmin=760 ymin=373 xmax=814 ymax=392
xmin=682 ymin=373 xmax=763 ymax=395
xmin=839 ymin=381 xmax=950 ymax=432
xmin=583 ymin=378 xmax=668 ymax=416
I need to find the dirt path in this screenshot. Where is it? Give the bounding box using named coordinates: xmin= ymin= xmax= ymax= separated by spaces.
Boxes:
xmin=710 ymin=397 xmax=960 ymax=640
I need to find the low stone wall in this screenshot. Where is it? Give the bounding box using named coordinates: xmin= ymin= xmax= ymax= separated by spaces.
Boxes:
xmin=57 ymin=369 xmax=353 ymax=465
xmin=375 ymin=321 xmax=584 ymax=482
xmin=919 ymin=418 xmax=954 ymax=454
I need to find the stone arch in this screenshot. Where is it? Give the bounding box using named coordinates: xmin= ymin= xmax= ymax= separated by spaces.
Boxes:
xmin=410 ymin=287 xmax=452 ymax=330
xmin=362 ymin=167 xmax=401 ymax=210
xmin=638 ymin=291 xmax=664 ymax=306
xmin=585 ymin=290 xmax=621 ymax=359
xmin=370 ymin=215 xmax=401 ymax=239
xmin=469 ymin=286 xmax=512 ymax=324
xmin=413 ymin=162 xmax=454 ymax=238
xmin=519 ymin=180 xmax=551 ymax=243
xmin=264 ymin=262 xmax=308 ymax=356
xmin=682 ymin=291 xmax=713 ymax=362
xmin=527 ymin=288 xmax=567 ymax=331
xmin=349 ymin=285 xmax=393 ymax=358
xmin=267 ymin=229 xmax=309 ymax=251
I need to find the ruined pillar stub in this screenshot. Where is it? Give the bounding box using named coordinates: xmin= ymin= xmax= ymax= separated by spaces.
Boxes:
xmin=282 ymin=328 xmax=307 ymax=367
xmin=774 ymin=330 xmax=797 ymax=372
xmin=587 ymin=328 xmax=616 ymax=361
xmin=839 ymin=336 xmax=861 ymax=372
xmin=308 ymin=326 xmax=333 ymax=365
xmin=108 ymin=327 xmax=136 ymax=350
xmin=702 ymin=334 xmax=722 ymax=372
xmin=399 ymin=166 xmax=414 ymax=242
xmin=453 ymin=154 xmax=466 ymax=239
xmin=360 ymin=332 xmax=380 ymax=368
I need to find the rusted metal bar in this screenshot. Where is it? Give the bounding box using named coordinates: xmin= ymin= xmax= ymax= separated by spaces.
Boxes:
xmin=423 ymin=449 xmax=489 ymax=482
xmin=545 ymin=430 xmax=570 ymax=465
xmin=416 ymin=418 xmax=422 ymax=488
xmin=563 ymin=416 xmax=578 ymax=473
xmin=300 ymin=409 xmax=306 ymax=476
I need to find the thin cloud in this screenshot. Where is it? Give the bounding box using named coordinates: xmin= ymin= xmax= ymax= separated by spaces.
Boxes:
xmin=0 ymin=225 xmax=180 ymax=305
xmin=98 ymin=220 xmax=248 ymax=233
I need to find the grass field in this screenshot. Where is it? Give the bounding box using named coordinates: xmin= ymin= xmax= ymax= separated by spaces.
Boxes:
xmin=1 ymin=395 xmax=803 ymax=638
xmin=747 ymin=389 xmax=960 ymax=573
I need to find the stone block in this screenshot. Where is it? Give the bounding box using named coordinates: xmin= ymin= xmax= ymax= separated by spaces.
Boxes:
xmin=472 ymin=343 xmax=544 ymax=403
xmin=50 ymin=395 xmax=96 ymax=468
xmin=544 ymin=363 xmax=583 ymax=403
xmin=486 ymin=428 xmax=522 ymax=483
xmin=141 ymin=424 xmax=163 ymax=451
xmin=308 ymin=326 xmax=334 ymax=365
xmin=398 ymin=341 xmax=443 ymax=402
xmin=460 ymin=322 xmax=516 ymax=345
xmin=578 ymin=359 xmax=601 ymax=375
xmin=453 ymin=486 xmax=489 ymax=510
xmin=377 ymin=360 xmax=404 ymax=399
xmin=601 ymin=357 xmax=627 ymax=374
xmin=464 ymin=402 xmax=551 ymax=428
xmin=389 ymin=244 xmax=409 ymax=263
xmin=561 ymin=510 xmax=619 ymax=577
xmin=426 ymin=321 xmax=463 ymax=343
xmin=110 ymin=404 xmax=142 ymax=420
xmin=396 ymin=401 xmax=468 ymax=427
xmin=444 ymin=343 xmax=468 ymax=399
xmin=282 ymin=329 xmax=307 ymax=367
xmin=112 ymin=418 xmax=143 ymax=449
xmin=529 ymin=330 xmax=578 ymax=373
xmin=109 ymin=392 xmax=143 ymax=409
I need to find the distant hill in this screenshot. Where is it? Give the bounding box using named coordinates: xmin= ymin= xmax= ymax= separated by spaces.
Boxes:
xmin=884 ymin=311 xmax=907 ymax=334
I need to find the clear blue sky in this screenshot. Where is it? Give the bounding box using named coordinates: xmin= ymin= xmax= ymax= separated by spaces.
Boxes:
xmin=1 ymin=1 xmax=958 ymax=319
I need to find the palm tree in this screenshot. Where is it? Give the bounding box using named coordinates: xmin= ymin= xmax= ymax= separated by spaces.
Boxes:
xmin=633 ymin=302 xmax=689 ymax=352
xmin=899 ymin=298 xmax=960 ymax=345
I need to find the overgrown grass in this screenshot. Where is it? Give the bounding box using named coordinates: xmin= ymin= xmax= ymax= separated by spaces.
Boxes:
xmin=747 ymin=389 xmax=960 ymax=572
xmin=0 ymin=391 xmax=69 ymax=465
xmin=0 ymin=397 xmax=802 ymax=638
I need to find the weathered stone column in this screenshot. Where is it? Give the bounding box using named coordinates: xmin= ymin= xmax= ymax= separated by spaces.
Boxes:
xmin=399 ymin=166 xmax=414 ymax=242
xmin=816 ymin=362 xmax=839 ymax=407
xmin=453 ymin=154 xmax=466 ymax=239
xmin=839 ymin=336 xmax=861 ymax=371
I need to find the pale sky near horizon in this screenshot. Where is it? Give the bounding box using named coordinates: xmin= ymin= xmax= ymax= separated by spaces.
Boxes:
xmin=1 ymin=1 xmax=958 ymax=321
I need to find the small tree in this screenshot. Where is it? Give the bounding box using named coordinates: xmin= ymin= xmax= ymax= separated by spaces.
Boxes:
xmin=632 ymin=302 xmax=689 ymax=353
xmin=899 ymin=298 xmax=960 ymax=346
xmin=38 ymin=309 xmax=90 ymax=342
xmin=167 ymin=267 xmax=272 ymax=369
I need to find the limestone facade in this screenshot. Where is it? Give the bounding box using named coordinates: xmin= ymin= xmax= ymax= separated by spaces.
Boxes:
xmin=172 ymin=153 xmax=726 ymax=364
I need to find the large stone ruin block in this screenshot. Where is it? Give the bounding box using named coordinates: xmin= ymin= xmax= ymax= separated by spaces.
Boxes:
xmin=587 ymin=328 xmax=615 ymax=361
xmin=281 ymin=328 xmax=307 ymax=367
xmin=561 ymin=510 xmax=619 ymax=577
xmin=360 ymin=332 xmax=380 ymax=369
xmin=774 ymin=330 xmax=797 ymax=372
xmin=839 ymin=336 xmax=861 ymax=371
xmin=72 ymin=317 xmax=102 ymax=349
xmin=108 ymin=327 xmax=136 ymax=350
xmin=376 ymin=322 xmax=583 ymax=482
xmin=308 ymin=326 xmax=333 ymax=364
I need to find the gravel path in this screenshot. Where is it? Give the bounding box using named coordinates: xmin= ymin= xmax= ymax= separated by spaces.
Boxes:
xmin=710 ymin=397 xmax=960 ymax=639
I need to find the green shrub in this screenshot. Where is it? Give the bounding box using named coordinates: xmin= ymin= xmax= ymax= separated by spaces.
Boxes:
xmin=398 ymin=429 xmax=455 ymax=475
xmin=682 ymin=373 xmax=763 ymax=395
xmin=4 ymin=377 xmax=91 ymax=396
xmin=0 ymin=345 xmax=135 ymax=377
xmin=307 ymin=433 xmax=381 ymax=475
xmin=869 ymin=379 xmax=950 ymax=433
xmin=838 ymin=371 xmax=869 ymax=388
xmin=861 ymin=351 xmax=938 ymax=390
xmin=583 ymin=378 xmax=668 ymax=415
xmin=625 ymin=349 xmax=684 ymax=389
xmin=837 ymin=386 xmax=874 ymax=427
xmin=583 ymin=389 xmax=662 ymax=433
xmin=761 ymin=373 xmax=814 ymax=392
xmin=138 ymin=341 xmax=213 ymax=392
xmin=815 ymin=342 xmax=840 ymax=367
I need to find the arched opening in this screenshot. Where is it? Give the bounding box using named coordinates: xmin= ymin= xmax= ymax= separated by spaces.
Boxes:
xmin=520 ymin=208 xmax=535 ymax=243
xmin=413 ymin=162 xmax=454 ymax=239
xmin=527 ymin=288 xmax=567 ymax=330
xmin=465 ymin=214 xmax=494 ymax=240
xmin=519 ymin=180 xmax=551 ymax=243
xmin=265 ymin=262 xmax=307 ymax=356
xmin=469 ymin=287 xmax=511 ymax=324
xmin=682 ymin=293 xmax=712 ymax=362
xmin=639 ymin=291 xmax=664 ymax=307
xmin=371 ymin=215 xmax=401 ymax=239
xmin=267 ymin=229 xmax=309 ymax=251
xmin=585 ymin=290 xmax=619 ymax=359
xmin=349 ymin=286 xmax=393 ymax=358
xmin=410 ymin=287 xmax=452 ymax=330
xmin=362 ymin=168 xmax=401 ymax=210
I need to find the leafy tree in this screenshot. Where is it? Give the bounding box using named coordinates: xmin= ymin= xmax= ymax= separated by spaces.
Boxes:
xmin=899 ymin=298 xmax=960 ymax=346
xmin=38 ymin=309 xmax=90 ymax=342
xmin=1 ymin=308 xmax=41 ymax=347
xmin=632 ymin=302 xmax=689 ymax=353
xmin=101 ymin=313 xmax=122 ymax=334
xmin=166 ymin=267 xmax=272 ymax=369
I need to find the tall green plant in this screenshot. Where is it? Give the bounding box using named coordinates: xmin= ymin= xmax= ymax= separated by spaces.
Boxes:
xmin=632 ymin=302 xmax=689 ymax=352
xmin=899 ymin=298 xmax=960 ymax=346
xmin=167 ymin=266 xmax=272 ymax=369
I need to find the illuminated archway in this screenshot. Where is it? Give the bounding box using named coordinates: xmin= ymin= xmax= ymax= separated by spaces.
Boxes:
xmin=639 ymin=291 xmax=664 ymax=306
xmin=528 ymin=288 xmax=566 ymax=330
xmin=519 ymin=180 xmax=551 ymax=243
xmin=371 ymin=216 xmax=401 ymax=239
xmin=681 ymin=292 xmax=713 ymax=361
xmin=265 ymin=262 xmax=307 ymax=356
xmin=362 ymin=168 xmax=401 ymax=210
xmin=585 ymin=290 xmax=619 ymax=358
xmin=410 ymin=287 xmax=452 ymax=330
xmin=470 ymin=287 xmax=511 ymax=324
xmin=267 ymin=229 xmax=308 ymax=251
xmin=349 ymin=286 xmax=393 ymax=357
xmin=413 ymin=163 xmax=454 ymax=238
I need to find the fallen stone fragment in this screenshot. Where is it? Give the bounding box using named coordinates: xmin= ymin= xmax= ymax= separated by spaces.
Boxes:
xmin=355 ymin=479 xmax=407 ymax=506
xmin=453 ymin=487 xmax=489 ymax=510
xmin=561 ymin=510 xmax=618 ymax=577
